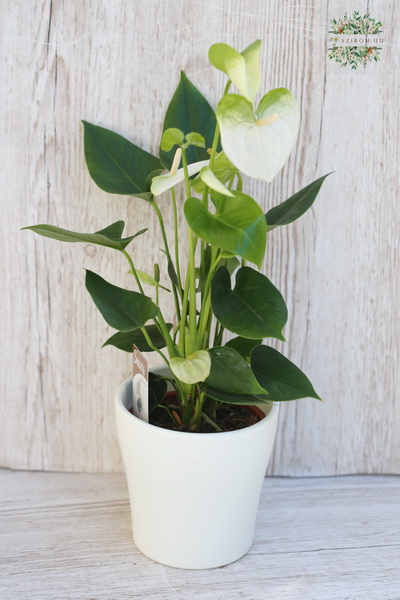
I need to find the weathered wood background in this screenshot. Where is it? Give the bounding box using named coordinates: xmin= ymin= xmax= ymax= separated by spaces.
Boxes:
xmin=1 ymin=0 xmax=398 ymax=474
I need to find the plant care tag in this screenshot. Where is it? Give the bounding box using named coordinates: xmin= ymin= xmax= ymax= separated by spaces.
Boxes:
xmin=132 ymin=345 xmax=149 ymax=422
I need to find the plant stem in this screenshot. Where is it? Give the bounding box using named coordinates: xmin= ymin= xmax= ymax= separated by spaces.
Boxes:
xmin=181 ymin=147 xmax=198 ymax=350
xmin=139 ymin=326 xmax=169 ymax=365
xmin=170 ymin=187 xmax=183 ymax=300
xmin=120 ymin=249 xmax=145 ymax=294
xmin=150 ymin=198 xmax=182 ymax=323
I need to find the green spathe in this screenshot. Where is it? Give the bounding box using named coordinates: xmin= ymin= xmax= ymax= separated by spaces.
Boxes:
xmin=209 ymin=40 xmax=262 ymax=102
xmin=216 ymin=89 xmax=300 ymax=182
xmin=170 ymin=350 xmax=211 ymax=384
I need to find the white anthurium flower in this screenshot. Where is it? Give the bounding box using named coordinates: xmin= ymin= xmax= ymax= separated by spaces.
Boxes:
xmin=209 ymin=40 xmax=262 ymax=102
xmin=199 ymin=166 xmax=234 ymax=197
xmin=150 ymin=157 xmax=209 ymax=197
xmin=216 ymin=88 xmax=300 ymax=183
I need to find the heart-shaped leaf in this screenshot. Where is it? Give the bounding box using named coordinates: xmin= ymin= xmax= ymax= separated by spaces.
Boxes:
xmin=170 ymin=350 xmax=211 ymax=384
xmin=266 ymin=173 xmax=331 ymax=230
xmin=225 ymin=336 xmax=263 ymax=361
xmin=203 ymin=346 xmax=269 ymax=404
xmin=209 ymin=40 xmax=261 ymax=102
xmin=216 ymin=89 xmax=300 ymax=183
xmin=103 ymin=324 xmax=172 ymax=353
xmin=159 ymin=72 xmax=220 ymax=169
xmin=83 ymin=121 xmax=162 ymax=200
xmin=211 ymin=266 xmax=287 ymax=340
xmin=22 ymin=221 xmax=146 ymax=251
xmin=85 ymin=270 xmax=159 ymax=331
xmin=184 ymin=191 xmax=266 ymax=268
xmin=251 ymin=345 xmax=322 ymax=401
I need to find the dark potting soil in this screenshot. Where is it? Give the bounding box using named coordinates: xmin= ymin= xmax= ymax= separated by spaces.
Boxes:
xmin=130 ymin=395 xmax=265 ymax=433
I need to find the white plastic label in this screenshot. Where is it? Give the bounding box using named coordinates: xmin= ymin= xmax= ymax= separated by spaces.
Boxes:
xmin=132 ymin=345 xmax=149 ymax=422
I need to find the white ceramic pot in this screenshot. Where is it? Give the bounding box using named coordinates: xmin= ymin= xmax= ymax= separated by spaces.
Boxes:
xmin=115 ymin=371 xmax=279 ymax=569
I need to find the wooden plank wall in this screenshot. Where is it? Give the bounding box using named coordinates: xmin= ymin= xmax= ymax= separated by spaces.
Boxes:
xmin=1 ymin=0 xmax=399 ymax=474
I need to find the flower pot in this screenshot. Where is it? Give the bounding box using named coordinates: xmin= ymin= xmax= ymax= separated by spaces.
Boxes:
xmin=115 ymin=370 xmax=280 ymax=569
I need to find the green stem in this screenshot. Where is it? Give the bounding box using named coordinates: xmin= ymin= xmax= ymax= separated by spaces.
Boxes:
xmin=120 ymin=249 xmax=145 ymax=295
xmin=139 ymin=326 xmax=169 ymax=365
xmin=170 ymin=187 xmax=183 ymax=299
xmin=151 ymin=198 xmax=182 ymax=323
xmin=181 ymin=147 xmax=197 ymax=349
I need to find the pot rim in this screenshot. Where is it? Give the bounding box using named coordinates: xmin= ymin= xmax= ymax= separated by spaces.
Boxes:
xmin=115 ymin=376 xmax=279 ymax=440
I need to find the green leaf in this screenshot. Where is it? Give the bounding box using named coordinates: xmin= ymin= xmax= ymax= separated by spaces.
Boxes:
xmin=211 ymin=266 xmax=287 ymax=340
xmin=184 ymin=191 xmax=267 ymax=268
xmin=149 ymin=372 xmax=168 ymax=414
xmin=225 ymin=336 xmax=263 ymax=360
xmin=161 ymin=128 xmax=185 ymax=151
xmin=85 ymin=270 xmax=159 ymax=331
xmin=22 ymin=221 xmax=147 ymax=251
xmin=102 ymin=324 xmax=172 ymax=353
xmin=251 ymin=345 xmax=322 ymax=401
xmin=266 ymin=174 xmax=331 ymax=230
xmin=216 ymin=89 xmax=299 ymax=183
xmin=159 ymin=72 xmax=220 ymax=170
xmin=82 ymin=121 xmax=162 ymax=200
xmin=208 ymin=40 xmax=261 ymax=102
xmin=203 ymin=346 xmax=269 ymax=404
xmin=170 ymin=350 xmax=211 ymax=384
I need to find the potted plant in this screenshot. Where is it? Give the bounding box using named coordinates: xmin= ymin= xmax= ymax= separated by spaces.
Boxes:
xmin=24 ymin=40 xmax=329 ymax=569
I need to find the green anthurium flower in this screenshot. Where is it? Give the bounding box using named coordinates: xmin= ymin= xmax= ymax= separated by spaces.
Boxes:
xmin=170 ymin=350 xmax=211 ymax=385
xmin=150 ymin=159 xmax=209 ymax=196
xmin=209 ymin=40 xmax=262 ymax=102
xmin=216 ymin=88 xmax=300 ymax=183
xmin=199 ymin=166 xmax=234 ymax=197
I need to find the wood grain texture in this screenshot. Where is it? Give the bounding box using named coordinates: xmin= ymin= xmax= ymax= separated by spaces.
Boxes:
xmin=1 ymin=469 xmax=400 ymax=599
xmin=1 ymin=0 xmax=399 ymax=473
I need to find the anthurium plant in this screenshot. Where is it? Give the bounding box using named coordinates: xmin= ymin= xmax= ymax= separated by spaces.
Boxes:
xmin=24 ymin=41 xmax=329 ymax=432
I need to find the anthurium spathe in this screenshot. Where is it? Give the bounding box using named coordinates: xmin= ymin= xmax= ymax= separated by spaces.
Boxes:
xmin=216 ymin=88 xmax=300 ymax=183
xmin=209 ymin=40 xmax=262 ymax=102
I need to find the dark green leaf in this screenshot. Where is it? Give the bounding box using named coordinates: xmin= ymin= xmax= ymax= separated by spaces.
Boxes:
xmin=149 ymin=372 xmax=168 ymax=414
xmin=211 ymin=266 xmax=287 ymax=340
xmin=203 ymin=346 xmax=269 ymax=404
xmin=83 ymin=121 xmax=162 ymax=199
xmin=103 ymin=324 xmax=172 ymax=353
xmin=159 ymin=72 xmax=220 ymax=170
xmin=251 ymin=345 xmax=322 ymax=401
xmin=22 ymin=221 xmax=146 ymax=251
xmin=85 ymin=270 xmax=159 ymax=331
xmin=225 ymin=336 xmax=262 ymax=360
xmin=266 ymin=173 xmax=331 ymax=230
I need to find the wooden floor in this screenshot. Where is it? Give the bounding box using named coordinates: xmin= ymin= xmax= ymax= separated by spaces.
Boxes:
xmin=1 ymin=470 xmax=399 ymax=600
